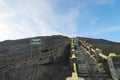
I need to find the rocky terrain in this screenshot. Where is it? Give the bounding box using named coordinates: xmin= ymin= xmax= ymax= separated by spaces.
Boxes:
xmin=0 ymin=35 xmax=120 ymax=80
xmin=78 ymin=37 xmax=120 ymax=55
xmin=0 ymin=35 xmax=71 ymax=80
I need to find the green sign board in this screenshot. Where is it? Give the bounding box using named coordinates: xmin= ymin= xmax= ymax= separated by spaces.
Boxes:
xmin=30 ymin=39 xmax=42 ymax=45
xmin=30 ymin=38 xmax=42 ymax=58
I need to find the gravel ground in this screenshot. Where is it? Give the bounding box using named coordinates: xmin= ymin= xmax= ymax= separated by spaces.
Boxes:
xmin=0 ymin=35 xmax=71 ymax=80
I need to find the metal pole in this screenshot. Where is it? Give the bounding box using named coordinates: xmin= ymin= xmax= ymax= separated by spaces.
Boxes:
xmin=30 ymin=45 xmax=32 ymax=59
xmin=39 ymin=42 xmax=42 ymax=60
xmin=39 ymin=45 xmax=41 ymax=59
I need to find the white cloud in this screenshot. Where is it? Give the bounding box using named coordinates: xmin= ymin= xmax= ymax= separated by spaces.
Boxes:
xmin=0 ymin=22 xmax=16 ymax=40
xmin=18 ymin=0 xmax=81 ymax=35
xmin=0 ymin=0 xmax=7 ymax=7
xmin=81 ymin=0 xmax=114 ymax=7
xmin=0 ymin=13 xmax=9 ymax=19
xmin=0 ymin=12 xmax=19 ymax=21
xmin=0 ymin=21 xmax=38 ymax=41
xmin=0 ymin=0 xmax=99 ymax=41
xmin=91 ymin=17 xmax=99 ymax=25
xmin=95 ymin=0 xmax=114 ymax=5
xmin=0 ymin=0 xmax=116 ymax=41
xmin=94 ymin=26 xmax=120 ymax=35
xmin=33 ymin=19 xmax=60 ymax=36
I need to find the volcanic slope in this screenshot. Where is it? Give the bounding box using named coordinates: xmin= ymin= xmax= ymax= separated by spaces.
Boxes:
xmin=0 ymin=35 xmax=120 ymax=80
xmin=77 ymin=37 xmax=120 ymax=55
xmin=0 ymin=35 xmax=71 ymax=80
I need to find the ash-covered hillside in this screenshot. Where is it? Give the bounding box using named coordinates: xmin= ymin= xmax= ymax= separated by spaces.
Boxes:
xmin=77 ymin=37 xmax=120 ymax=55
xmin=0 ymin=35 xmax=120 ymax=80
xmin=0 ymin=35 xmax=71 ymax=80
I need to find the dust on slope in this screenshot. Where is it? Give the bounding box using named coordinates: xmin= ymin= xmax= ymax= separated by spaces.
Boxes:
xmin=0 ymin=35 xmax=71 ymax=80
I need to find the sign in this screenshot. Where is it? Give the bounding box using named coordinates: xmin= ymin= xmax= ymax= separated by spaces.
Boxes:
xmin=30 ymin=39 xmax=42 ymax=45
xmin=30 ymin=38 xmax=42 ymax=58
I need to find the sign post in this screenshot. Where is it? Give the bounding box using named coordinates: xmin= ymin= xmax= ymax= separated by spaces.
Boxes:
xmin=30 ymin=38 xmax=42 ymax=59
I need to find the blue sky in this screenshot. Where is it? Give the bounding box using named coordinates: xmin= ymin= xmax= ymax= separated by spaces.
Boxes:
xmin=0 ymin=0 xmax=120 ymax=42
